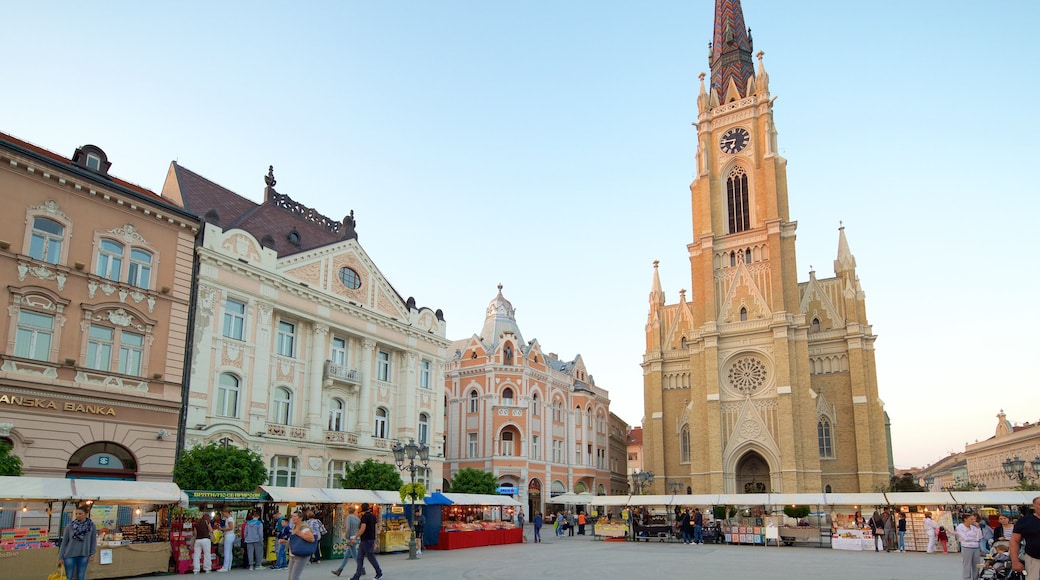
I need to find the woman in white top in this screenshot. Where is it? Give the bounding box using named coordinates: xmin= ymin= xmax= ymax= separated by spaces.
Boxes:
xmin=217 ymin=509 xmax=235 ymax=572
xmin=955 ymin=514 xmax=983 ymax=580
xmin=924 ymin=514 xmax=939 ymax=553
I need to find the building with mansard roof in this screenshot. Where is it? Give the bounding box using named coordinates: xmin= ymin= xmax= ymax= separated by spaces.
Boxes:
xmin=162 ymin=163 xmax=449 ymax=488
xmin=641 ymin=0 xmax=891 ymax=494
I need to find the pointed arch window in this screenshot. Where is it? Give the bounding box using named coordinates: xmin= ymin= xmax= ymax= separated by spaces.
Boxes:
xmin=739 ymin=307 xmax=748 ymax=321
xmin=817 ymin=417 xmax=834 ymax=458
xmin=468 ymin=390 xmax=479 ymax=413
xmin=531 ymin=393 xmax=539 ymax=416
xmin=680 ymin=425 xmax=691 ymax=464
xmin=727 ymin=165 xmax=750 ymax=233
xmin=811 ymin=318 xmax=821 ymax=332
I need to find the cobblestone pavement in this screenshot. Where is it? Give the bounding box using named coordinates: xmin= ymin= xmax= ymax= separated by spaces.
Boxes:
xmin=198 ymin=533 xmax=963 ymax=580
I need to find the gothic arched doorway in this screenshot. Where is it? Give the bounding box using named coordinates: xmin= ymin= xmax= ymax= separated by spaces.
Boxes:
xmin=735 ymin=450 xmax=770 ymax=494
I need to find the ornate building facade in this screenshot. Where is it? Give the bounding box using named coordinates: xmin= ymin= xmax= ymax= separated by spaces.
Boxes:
xmin=444 ymin=286 xmax=613 ymax=516
xmin=162 ymin=163 xmax=449 ymax=488
xmin=641 ymin=1 xmax=890 ymax=494
xmin=0 ymin=132 xmax=199 ymax=480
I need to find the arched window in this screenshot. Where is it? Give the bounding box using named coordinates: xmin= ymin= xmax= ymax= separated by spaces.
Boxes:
xmin=418 ymin=413 xmax=429 ymax=445
xmin=502 ymin=387 xmax=514 ymax=406
xmin=727 ymin=165 xmax=750 ymax=233
xmin=825 ymin=484 xmax=833 ymax=493
xmin=680 ymin=425 xmax=690 ymax=463
xmin=216 ymin=373 xmax=240 ymax=417
xmin=127 ymin=248 xmax=152 ymax=289
xmin=586 ymin=406 xmax=593 ymax=430
xmin=503 ymin=344 xmax=513 ymax=365
xmin=818 ymin=418 xmax=834 ymax=458
xmin=272 ymin=387 xmax=292 ymax=425
xmin=500 ymin=430 xmax=515 ymax=456
xmin=468 ymin=390 xmax=479 ymax=413
xmin=745 ymin=247 xmax=752 ymax=263
xmin=811 ymin=318 xmax=821 ymax=332
xmin=575 ymin=406 xmax=582 ymax=427
xmin=97 ymin=239 xmax=124 ymax=281
xmin=67 ymin=441 xmax=137 ymax=480
xmin=374 ymin=407 xmax=389 ymax=439
xmin=531 ymin=393 xmax=539 ymax=416
xmin=729 ymin=251 xmax=736 ymax=267
xmin=29 ymin=217 xmax=65 ymax=264
xmin=329 ymin=398 xmax=344 ymax=431
xmin=739 ymin=307 xmax=748 ymax=321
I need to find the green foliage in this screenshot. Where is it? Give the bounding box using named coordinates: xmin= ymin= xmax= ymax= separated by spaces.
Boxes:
xmin=887 ymin=473 xmax=927 ymax=492
xmin=0 ymin=441 xmax=23 ymax=476
xmin=400 ymin=482 xmax=427 ymax=504
xmin=173 ymin=443 xmax=267 ymax=491
xmin=341 ymin=458 xmax=403 ymax=491
xmin=448 ymin=468 xmax=498 ymax=494
xmin=712 ymin=505 xmax=727 ymax=520
xmin=1014 ymin=480 xmax=1040 ymax=492
xmin=783 ymin=505 xmax=811 ymax=519
xmin=949 ymin=480 xmax=986 ymax=492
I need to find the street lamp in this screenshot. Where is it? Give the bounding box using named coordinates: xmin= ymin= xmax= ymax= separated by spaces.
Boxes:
xmin=668 ymin=482 xmax=683 ymax=495
xmin=392 ymin=438 xmax=430 ymax=560
xmin=632 ymin=470 xmax=654 ymax=495
xmin=1002 ymin=455 xmax=1040 ymax=487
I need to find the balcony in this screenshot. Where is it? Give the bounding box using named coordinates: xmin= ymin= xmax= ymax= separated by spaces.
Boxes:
xmin=325 ymin=430 xmax=359 ymax=447
xmin=324 ymin=360 xmax=360 ymax=387
xmin=265 ymin=424 xmax=308 ymax=440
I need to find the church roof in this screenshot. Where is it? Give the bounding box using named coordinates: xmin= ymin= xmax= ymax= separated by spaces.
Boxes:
xmin=710 ymin=0 xmax=756 ymax=101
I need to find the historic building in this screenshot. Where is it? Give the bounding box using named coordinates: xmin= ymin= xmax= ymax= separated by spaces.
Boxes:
xmin=608 ymin=413 xmax=630 ymax=496
xmin=443 ymin=286 xmax=613 ymax=516
xmin=920 ymin=411 xmax=1040 ymax=492
xmin=641 ymin=1 xmax=890 ymax=494
xmin=0 ymin=132 xmax=200 ymax=480
xmin=162 ymin=163 xmax=449 ymax=489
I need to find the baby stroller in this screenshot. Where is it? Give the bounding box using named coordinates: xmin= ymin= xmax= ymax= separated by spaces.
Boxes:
xmin=977 ymin=541 xmax=1014 ymax=580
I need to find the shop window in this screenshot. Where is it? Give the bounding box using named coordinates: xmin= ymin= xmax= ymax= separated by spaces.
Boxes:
xmin=216 ymin=373 xmax=240 ymax=418
xmin=28 ymin=217 xmax=65 ymax=264
xmin=223 ymin=299 xmax=246 ymax=340
xmin=14 ymin=310 xmax=53 ymax=361
xmin=269 ymin=456 xmax=297 ymax=487
xmin=374 ymin=407 xmax=389 ymax=439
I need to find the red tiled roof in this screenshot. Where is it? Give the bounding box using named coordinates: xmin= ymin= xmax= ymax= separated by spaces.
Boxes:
xmin=628 ymin=427 xmax=643 ymax=446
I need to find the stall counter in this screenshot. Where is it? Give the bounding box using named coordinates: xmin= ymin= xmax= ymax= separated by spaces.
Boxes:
xmin=831 ymin=529 xmax=875 ymax=551
xmin=430 ymin=528 xmax=522 ymax=550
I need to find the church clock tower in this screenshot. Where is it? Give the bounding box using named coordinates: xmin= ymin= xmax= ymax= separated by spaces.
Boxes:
xmin=641 ymin=0 xmax=890 ymax=495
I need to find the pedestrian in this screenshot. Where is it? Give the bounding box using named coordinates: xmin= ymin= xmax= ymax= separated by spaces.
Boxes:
xmin=306 ymin=510 xmax=327 ymax=563
xmin=216 ymin=509 xmax=235 ymax=572
xmin=533 ymin=512 xmax=543 ymax=543
xmin=348 ymin=503 xmax=383 ymax=580
xmin=897 ymin=512 xmax=907 ymax=552
xmin=517 ymin=507 xmax=525 ymax=542
xmin=243 ymin=511 xmax=264 ymax=570
xmin=955 ymin=514 xmax=982 ymax=580
xmin=59 ymin=505 xmax=97 ymax=580
xmin=693 ymin=508 xmax=704 ymax=545
xmin=553 ymin=512 xmax=561 ymax=537
xmin=937 ymin=525 xmax=949 ymax=553
xmin=980 ymin=515 xmax=994 ymax=554
xmin=679 ymin=509 xmax=691 ymax=544
xmin=924 ymin=513 xmax=938 ymax=553
xmin=287 ymin=511 xmax=316 ymax=580
xmin=568 ymin=511 xmax=576 ymax=537
xmin=192 ymin=513 xmax=214 ymax=574
xmin=994 ymin=514 xmax=1015 ymax=543
xmin=331 ymin=505 xmax=362 ymax=577
xmin=882 ymin=508 xmax=896 ymax=552
xmin=577 ymin=511 xmax=587 ymax=535
xmin=1010 ymin=496 xmax=1040 ymax=579
xmin=414 ymin=507 xmax=426 ymax=554
xmin=869 ymin=510 xmax=882 ymax=552
xmin=274 ymin=514 xmax=290 ymax=570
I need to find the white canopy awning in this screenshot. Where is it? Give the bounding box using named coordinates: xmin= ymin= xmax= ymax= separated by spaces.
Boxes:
xmin=549 ymin=492 xmax=594 ymax=504
xmin=259 ymin=486 xmax=336 ymax=503
xmin=947 ymin=491 xmax=1036 ymax=505
xmin=0 ymin=477 xmax=182 ymax=504
xmin=884 ymin=492 xmax=954 ymax=506
xmin=321 ymin=489 xmax=388 ymax=505
xmin=628 ymin=494 xmax=681 ymax=505
xmin=823 ymin=493 xmax=887 ymax=506
xmin=0 ymin=476 xmax=72 ymax=501
xmin=441 ymin=493 xmax=520 ymax=506
xmin=589 ymin=495 xmax=633 ymax=506
xmin=767 ymin=493 xmax=828 ymax=506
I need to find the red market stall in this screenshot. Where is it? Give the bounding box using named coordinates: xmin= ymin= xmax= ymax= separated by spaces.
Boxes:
xmin=430 ymin=493 xmax=523 ymax=550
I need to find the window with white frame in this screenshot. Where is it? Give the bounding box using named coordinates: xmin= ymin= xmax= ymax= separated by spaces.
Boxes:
xmin=552 ymin=440 xmax=563 ymax=463
xmin=216 ymin=373 xmax=240 ymax=417
xmin=575 ymin=406 xmax=582 ymax=427
xmin=272 ymin=387 xmax=292 ymax=425
xmin=376 ymin=350 xmax=391 ymax=381
xmin=127 ymin=248 xmax=152 ymax=289
xmin=374 ymin=407 xmax=388 ymax=439
xmin=418 ymin=413 xmax=429 ymax=445
xmin=223 ymin=299 xmax=246 ymax=340
xmin=269 ymin=455 xmax=297 ymax=487
xmin=14 ymin=311 xmax=53 ymax=361
xmin=501 ymin=430 xmax=515 ymax=456
xmin=86 ymin=325 xmax=115 ymax=371
xmin=329 ymin=398 xmax=345 ymax=431
xmin=502 ymin=387 xmax=514 ymax=406
xmin=276 ymin=321 xmax=296 ymax=357
xmin=575 ymin=444 xmax=581 ymax=464
xmin=28 ymin=217 xmax=64 ymax=264
xmin=531 ymin=435 xmax=539 ymax=460
xmin=96 ymin=239 xmax=124 ymax=281
xmin=552 ymin=400 xmax=562 ymax=422
xmin=468 ymin=390 xmax=478 ymax=413
xmin=597 ymin=448 xmax=605 ymax=469
xmin=467 ymin=433 xmax=478 ymax=458
xmin=331 ymin=336 xmax=347 ymax=367
xmin=327 ymin=460 xmax=348 ymax=488
xmin=419 ymin=359 xmax=431 ymax=389
xmin=118 ymin=331 xmax=144 ymax=376
xmin=531 ymin=393 xmax=539 ymax=416
xmin=85 ymin=153 xmax=102 ymax=171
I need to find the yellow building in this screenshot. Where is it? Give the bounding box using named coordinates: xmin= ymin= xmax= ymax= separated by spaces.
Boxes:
xmin=641 ymin=0 xmax=890 ymax=494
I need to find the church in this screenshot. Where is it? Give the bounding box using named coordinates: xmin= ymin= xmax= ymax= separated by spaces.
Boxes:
xmin=641 ymin=0 xmax=892 ymax=494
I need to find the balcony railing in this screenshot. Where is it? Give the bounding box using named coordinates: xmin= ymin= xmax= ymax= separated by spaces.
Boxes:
xmin=324 ymin=360 xmax=360 ymax=385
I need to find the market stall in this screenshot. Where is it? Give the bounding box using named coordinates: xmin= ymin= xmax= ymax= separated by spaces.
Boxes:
xmin=259 ymin=486 xmax=338 ymax=561
xmin=587 ymin=494 xmax=632 ymax=538
xmin=176 ymin=490 xmax=272 ymax=573
xmin=824 ymin=492 xmax=886 ymax=551
xmin=430 ymin=493 xmax=522 ymax=550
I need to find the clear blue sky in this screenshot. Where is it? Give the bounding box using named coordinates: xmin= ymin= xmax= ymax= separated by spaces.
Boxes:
xmin=5 ymin=1 xmax=1038 ymax=469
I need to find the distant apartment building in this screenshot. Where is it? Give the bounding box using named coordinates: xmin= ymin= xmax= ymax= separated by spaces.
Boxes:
xmin=608 ymin=413 xmax=630 ymax=496
xmin=162 ymin=163 xmax=448 ymax=488
xmin=0 ymin=132 xmax=199 ymax=480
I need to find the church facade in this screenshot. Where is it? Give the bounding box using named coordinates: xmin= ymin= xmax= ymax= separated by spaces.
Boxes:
xmin=641 ymin=0 xmax=891 ymax=495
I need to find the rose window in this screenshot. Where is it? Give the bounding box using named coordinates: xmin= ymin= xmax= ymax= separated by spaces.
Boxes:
xmin=727 ymin=356 xmax=767 ymax=395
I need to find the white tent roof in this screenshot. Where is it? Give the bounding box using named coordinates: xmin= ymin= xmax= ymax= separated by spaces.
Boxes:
xmin=441 ymin=493 xmax=520 ymax=506
xmin=947 ymin=491 xmax=1036 ymax=505
xmin=589 ymin=495 xmax=633 ymax=506
xmin=767 ymin=493 xmax=828 ymax=506
xmin=259 ymin=485 xmax=335 ymax=503
xmin=549 ymin=492 xmax=594 ymax=504
xmin=321 ymin=489 xmax=388 ymax=505
xmin=0 ymin=477 xmax=182 ymax=504
xmin=0 ymin=476 xmax=72 ymax=501
xmin=823 ymin=493 xmax=887 ymax=506
xmin=628 ymin=494 xmax=682 ymax=505
xmin=884 ymin=492 xmax=954 ymax=506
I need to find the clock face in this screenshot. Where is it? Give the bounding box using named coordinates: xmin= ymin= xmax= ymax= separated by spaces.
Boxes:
xmin=719 ymin=127 xmax=750 ymax=154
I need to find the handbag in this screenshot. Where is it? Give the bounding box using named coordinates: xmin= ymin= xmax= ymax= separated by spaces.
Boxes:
xmin=48 ymin=564 xmax=64 ymax=580
xmin=289 ymin=533 xmax=317 ymax=557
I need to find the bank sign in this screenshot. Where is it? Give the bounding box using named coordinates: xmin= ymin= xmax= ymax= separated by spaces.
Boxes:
xmin=496 ymin=485 xmax=517 ymax=495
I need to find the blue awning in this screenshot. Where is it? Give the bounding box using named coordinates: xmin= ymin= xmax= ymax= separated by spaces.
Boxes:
xmin=423 ymin=492 xmax=454 ymax=505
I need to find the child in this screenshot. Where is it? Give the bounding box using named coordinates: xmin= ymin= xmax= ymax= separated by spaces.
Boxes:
xmin=979 ymin=544 xmax=1011 ymax=579
xmin=937 ymin=525 xmax=949 ymax=553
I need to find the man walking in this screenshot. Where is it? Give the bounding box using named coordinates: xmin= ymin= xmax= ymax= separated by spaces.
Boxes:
xmin=349 ymin=503 xmax=383 ymax=580
xmin=882 ymin=508 xmax=896 ymax=553
xmin=1011 ymin=496 xmax=1040 ymax=580
xmin=693 ymin=508 xmax=704 ymax=545
xmin=331 ymin=505 xmax=362 ymax=577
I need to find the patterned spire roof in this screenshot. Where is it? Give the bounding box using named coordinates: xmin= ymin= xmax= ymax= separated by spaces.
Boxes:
xmin=710 ymin=0 xmax=755 ymax=101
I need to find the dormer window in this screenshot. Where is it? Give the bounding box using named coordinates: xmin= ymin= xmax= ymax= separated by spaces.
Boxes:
xmin=86 ymin=153 xmax=102 ymax=171
xmin=71 ymin=144 xmax=111 ymax=176
xmin=288 ymin=228 xmax=301 ymax=246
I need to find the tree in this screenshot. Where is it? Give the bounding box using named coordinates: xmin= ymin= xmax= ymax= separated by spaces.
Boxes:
xmin=886 ymin=473 xmax=927 ymax=492
xmin=173 ymin=443 xmax=267 ymax=491
xmin=449 ymin=468 xmax=498 ymax=494
xmin=341 ymin=458 xmax=403 ymax=491
xmin=0 ymin=441 xmax=22 ymax=476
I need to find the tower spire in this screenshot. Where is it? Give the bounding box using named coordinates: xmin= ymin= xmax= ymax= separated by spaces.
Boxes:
xmin=649 ymin=260 xmax=665 ymax=305
xmin=834 ymin=222 xmax=857 ymax=276
xmin=710 ymin=0 xmax=755 ymax=103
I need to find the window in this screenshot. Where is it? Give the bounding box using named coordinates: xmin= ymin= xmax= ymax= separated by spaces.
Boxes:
xmin=97 ymin=239 xmax=124 ymax=281
xmin=118 ymin=331 xmax=143 ymax=375
xmin=127 ymin=249 xmax=152 ymax=288
xmin=85 ymin=153 xmax=102 ymax=171
xmin=502 ymin=387 xmax=514 ymax=406
xmin=272 ymin=387 xmax=292 ymax=425
xmin=586 ymin=407 xmax=592 ymax=430
xmin=376 ymin=350 xmax=391 ymax=381
xmin=727 ymin=165 xmax=750 ymax=233
xmin=28 ymin=217 xmax=64 ymax=264
xmin=468 ymin=390 xmax=478 ymax=413
xmin=269 ymin=456 xmax=297 ymax=487
xmin=575 ymin=406 xmax=582 ymax=427
xmin=331 ymin=336 xmax=348 ymax=366
xmin=327 ymin=460 xmax=348 ymax=488
xmin=86 ymin=325 xmax=114 ymax=371
xmin=531 ymin=393 xmax=539 ymax=416
xmin=419 ymin=359 xmax=431 ymax=389
xmin=575 ymin=444 xmax=581 ymax=464
xmin=276 ymin=321 xmax=296 ymax=357
xmin=811 ymin=318 xmax=821 ymax=332
xmin=680 ymin=425 xmax=690 ymax=463
xmin=552 ymin=440 xmax=563 ymax=463
xmin=329 ymin=398 xmax=344 ymax=431
xmin=223 ymin=299 xmax=246 ymax=340
xmin=531 ymin=435 xmax=540 ymax=460
xmin=467 ymin=433 xmax=478 ymax=458
xmin=15 ymin=311 xmax=53 ymax=361
xmin=553 ymin=401 xmax=562 ymax=422
xmin=418 ymin=413 xmax=429 ymax=445
xmin=216 ymin=374 xmax=240 ymax=417
xmin=818 ymin=418 xmax=833 ymax=458
xmin=500 ymin=431 xmax=515 ymax=456
xmin=374 ymin=407 xmax=388 ymax=439
xmin=739 ymin=307 xmax=748 ymax=321
xmin=338 ymin=267 xmax=362 ymax=289
xmin=597 ymin=448 xmax=605 ymax=469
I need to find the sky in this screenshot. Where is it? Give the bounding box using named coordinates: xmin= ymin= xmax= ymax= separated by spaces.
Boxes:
xmin=4 ymin=1 xmax=1038 ymax=470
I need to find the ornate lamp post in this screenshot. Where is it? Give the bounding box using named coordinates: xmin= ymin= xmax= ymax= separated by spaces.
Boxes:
xmin=392 ymin=438 xmax=429 ymax=560
xmin=1003 ymin=455 xmax=1027 ymax=482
